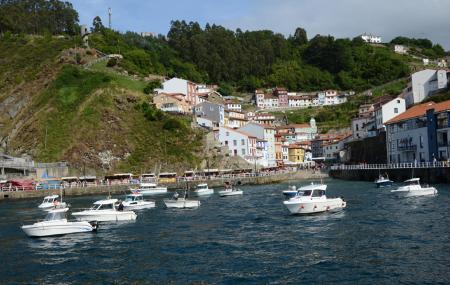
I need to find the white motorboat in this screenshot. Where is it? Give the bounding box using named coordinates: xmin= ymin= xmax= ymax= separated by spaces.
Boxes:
xmin=133 ymin=182 xmax=167 ymax=195
xmin=22 ymin=208 xmax=97 ymax=237
xmin=122 ymin=193 xmax=155 ymax=210
xmin=164 ymin=192 xmax=200 ymax=209
xmin=38 ymin=195 xmax=68 ymax=210
xmin=72 ymin=199 xmax=137 ymax=222
xmin=218 ymin=187 xmax=243 ymax=197
xmin=282 ymin=182 xmax=327 ymax=198
xmin=283 ymin=188 xmax=346 ymax=215
xmin=390 ymin=178 xmax=437 ymax=197
xmin=374 ymin=174 xmax=393 ymax=188
xmin=192 ymin=183 xmax=214 ymax=196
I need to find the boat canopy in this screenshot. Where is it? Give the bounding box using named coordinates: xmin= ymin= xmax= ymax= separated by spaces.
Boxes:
xmin=93 ymin=199 xmax=118 ymax=205
xmin=404 ymin=178 xmax=420 ymax=183
xmin=43 ymin=195 xmax=59 ymax=200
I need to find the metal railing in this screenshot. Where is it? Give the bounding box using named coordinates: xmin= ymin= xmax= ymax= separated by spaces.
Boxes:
xmin=330 ymin=161 xmax=450 ymax=170
xmin=0 ymin=170 xmax=316 ymax=192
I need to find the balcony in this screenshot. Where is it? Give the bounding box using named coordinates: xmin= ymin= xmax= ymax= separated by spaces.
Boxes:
xmin=438 ymin=141 xmax=449 ymax=147
xmin=397 ymin=144 xmax=417 ymax=152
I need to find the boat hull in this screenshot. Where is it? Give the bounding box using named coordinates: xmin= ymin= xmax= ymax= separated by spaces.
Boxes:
xmin=218 ymin=190 xmax=243 ymax=197
xmin=139 ymin=189 xmax=167 ymax=196
xmin=38 ymin=202 xmax=68 ymax=210
xmin=72 ymin=210 xmax=137 ymax=222
xmin=375 ymin=181 xmax=393 ymax=188
xmin=123 ymin=201 xmax=155 ymax=210
xmin=22 ymin=221 xmax=94 ymax=237
xmin=163 ymin=199 xmax=200 ymax=209
xmin=283 ymin=198 xmax=346 ymax=215
xmin=192 ymin=189 xmax=214 ymax=196
xmin=393 ymin=187 xmax=438 ymax=197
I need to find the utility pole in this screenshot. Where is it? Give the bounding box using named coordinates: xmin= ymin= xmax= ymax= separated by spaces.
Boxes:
xmin=108 ymin=7 xmax=112 ymax=29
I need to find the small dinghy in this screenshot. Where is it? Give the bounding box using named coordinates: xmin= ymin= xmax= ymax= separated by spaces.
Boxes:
xmin=374 ymin=174 xmax=393 ymax=188
xmin=164 ymin=191 xmax=201 ymax=209
xmin=218 ymin=181 xmax=243 ymax=197
xmin=22 ymin=208 xmax=97 ymax=237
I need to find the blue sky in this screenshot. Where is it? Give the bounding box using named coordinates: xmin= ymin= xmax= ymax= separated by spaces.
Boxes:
xmin=70 ymin=0 xmax=450 ymax=49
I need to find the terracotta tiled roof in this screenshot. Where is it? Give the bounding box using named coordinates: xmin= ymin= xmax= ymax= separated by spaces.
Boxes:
xmin=386 ymin=101 xmax=450 ymax=124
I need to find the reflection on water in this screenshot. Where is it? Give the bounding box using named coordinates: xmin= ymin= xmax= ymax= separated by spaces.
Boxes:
xmin=0 ymin=179 xmax=450 ymax=284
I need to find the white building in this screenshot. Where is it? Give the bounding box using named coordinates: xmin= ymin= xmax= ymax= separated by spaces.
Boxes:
xmin=225 ymin=102 xmax=242 ymax=112
xmin=375 ymin=97 xmax=406 ymax=131
xmin=360 ymin=33 xmax=382 ymax=43
xmin=401 ymin=69 xmax=448 ymax=107
xmin=155 ymin=77 xmax=199 ymax=106
xmin=216 ymin=127 xmax=257 ymax=163
xmin=394 ymin=45 xmax=408 ymax=54
xmin=239 ymin=123 xmax=277 ymax=167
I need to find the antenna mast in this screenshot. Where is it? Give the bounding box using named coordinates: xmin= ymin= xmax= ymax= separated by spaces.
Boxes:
xmin=108 ymin=7 xmax=112 ymax=29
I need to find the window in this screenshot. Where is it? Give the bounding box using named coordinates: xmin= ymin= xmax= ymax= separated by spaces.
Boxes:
xmin=241 ymin=139 xmax=245 ymax=145
xmin=233 ymin=140 xmax=237 ymax=146
xmin=394 ymin=108 xmax=398 ymax=113
xmin=224 ymin=141 xmax=228 ymax=145
xmin=397 ymin=100 xmax=400 ymax=103
xmin=420 ymin=136 xmax=423 ymax=148
xmin=241 ymin=149 xmax=246 ymax=155
xmin=233 ymin=150 xmax=237 ymax=156
xmin=226 ymin=131 xmax=229 ymax=136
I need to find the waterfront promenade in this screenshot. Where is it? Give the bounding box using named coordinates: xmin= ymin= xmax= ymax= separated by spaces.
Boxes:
xmin=0 ymin=169 xmax=327 ymax=200
xmin=330 ymin=162 xmax=450 ymax=183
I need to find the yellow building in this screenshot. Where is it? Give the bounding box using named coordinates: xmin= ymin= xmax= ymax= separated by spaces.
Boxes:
xmin=288 ymin=145 xmax=305 ymax=164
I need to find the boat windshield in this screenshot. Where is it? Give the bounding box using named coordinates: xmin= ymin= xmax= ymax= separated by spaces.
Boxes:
xmin=91 ymin=203 xmax=115 ymax=210
xmin=125 ymin=195 xmax=134 ymax=202
xmin=404 ymin=180 xmax=420 ymax=186
xmin=312 ymin=190 xmax=326 ymax=197
xmin=302 ymin=190 xmax=312 ymax=196
xmin=44 ymin=211 xmax=65 ymax=221
xmin=197 ymin=185 xmax=207 ymax=190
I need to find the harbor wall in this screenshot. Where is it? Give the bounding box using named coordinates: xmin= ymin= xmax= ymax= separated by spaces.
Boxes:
xmin=329 ymin=167 xmax=450 ymax=184
xmin=0 ymin=170 xmax=327 ymax=201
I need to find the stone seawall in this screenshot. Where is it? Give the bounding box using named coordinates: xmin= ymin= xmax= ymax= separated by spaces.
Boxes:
xmin=0 ymin=170 xmax=328 ymax=201
xmin=330 ymin=168 xmax=450 ymax=184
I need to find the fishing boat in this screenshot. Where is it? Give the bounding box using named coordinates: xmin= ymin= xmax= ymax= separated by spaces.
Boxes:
xmin=72 ymin=199 xmax=137 ymax=222
xmin=374 ymin=174 xmax=393 ymax=188
xmin=283 ymin=188 xmax=346 ymax=215
xmin=122 ymin=193 xmax=155 ymax=210
xmin=22 ymin=208 xmax=97 ymax=237
xmin=38 ymin=195 xmax=68 ymax=210
xmin=282 ymin=182 xmax=327 ymax=199
xmin=390 ymin=178 xmax=437 ymax=197
xmin=164 ymin=191 xmax=201 ymax=209
xmin=132 ymin=182 xmax=167 ymax=196
xmin=191 ymin=183 xmax=214 ymax=196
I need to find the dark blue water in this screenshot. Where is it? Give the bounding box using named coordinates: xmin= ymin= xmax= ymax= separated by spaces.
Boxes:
xmin=1 ymin=179 xmax=450 ymax=284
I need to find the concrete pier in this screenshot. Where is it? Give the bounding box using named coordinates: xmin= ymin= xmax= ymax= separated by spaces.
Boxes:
xmin=330 ymin=165 xmax=450 ymax=184
xmin=0 ymin=170 xmax=327 ymax=201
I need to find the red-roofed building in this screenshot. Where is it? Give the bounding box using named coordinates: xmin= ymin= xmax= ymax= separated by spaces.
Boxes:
xmin=386 ymin=100 xmax=450 ymax=163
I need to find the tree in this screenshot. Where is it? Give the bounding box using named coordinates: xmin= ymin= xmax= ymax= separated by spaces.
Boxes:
xmin=292 ymin=27 xmax=308 ymax=45
xmin=92 ymin=16 xmax=104 ymax=32
xmin=143 ymin=80 xmax=162 ymax=94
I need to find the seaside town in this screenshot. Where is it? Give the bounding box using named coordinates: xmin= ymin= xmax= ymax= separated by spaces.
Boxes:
xmin=1 ymin=1 xmax=450 ymax=284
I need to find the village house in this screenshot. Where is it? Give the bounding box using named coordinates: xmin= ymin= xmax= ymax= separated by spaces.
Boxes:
xmin=255 ymin=139 xmax=269 ymax=167
xmin=360 ymin=33 xmax=382 ymax=43
xmin=194 ymin=101 xmax=225 ymax=127
xmin=224 ymin=110 xmax=248 ymax=128
xmin=216 ymin=127 xmax=258 ymax=164
xmin=153 ymin=93 xmax=191 ymax=114
xmin=287 ymin=144 xmax=305 ymax=164
xmin=323 ymin=133 xmax=353 ymax=161
xmin=386 ymin=100 xmax=450 ymax=163
xmin=239 ymin=123 xmax=277 ymax=167
xmin=225 ymin=101 xmax=242 ymax=112
xmin=394 ymin=44 xmax=409 ymax=54
xmin=400 ymin=69 xmax=448 ymax=107
xmin=247 ymin=113 xmax=276 ymax=126
xmin=375 ymin=97 xmax=406 ymax=131
xmin=277 ymin=118 xmax=318 ymax=143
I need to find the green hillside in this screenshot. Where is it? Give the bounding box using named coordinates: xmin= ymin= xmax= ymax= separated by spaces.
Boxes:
xmin=0 ymin=34 xmax=203 ymax=174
